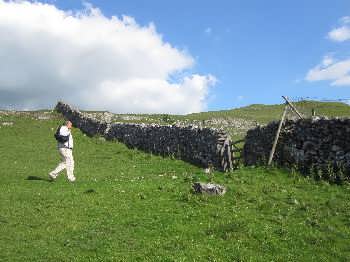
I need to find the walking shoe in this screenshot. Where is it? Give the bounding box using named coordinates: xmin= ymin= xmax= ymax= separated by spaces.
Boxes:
xmin=68 ymin=176 xmax=76 ymax=182
xmin=48 ymin=172 xmax=56 ymax=181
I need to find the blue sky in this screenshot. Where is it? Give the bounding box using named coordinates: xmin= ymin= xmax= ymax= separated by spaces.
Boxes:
xmin=52 ymin=0 xmax=350 ymax=110
xmin=1 ymin=0 xmax=350 ymax=113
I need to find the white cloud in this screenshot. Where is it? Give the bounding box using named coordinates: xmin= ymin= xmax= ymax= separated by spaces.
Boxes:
xmin=328 ymin=26 xmax=350 ymax=42
xmin=84 ymin=74 xmax=216 ymax=113
xmin=306 ymin=15 xmax=350 ymax=87
xmin=306 ymin=56 xmax=350 ymax=86
xmin=0 ymin=1 xmax=215 ymax=114
xmin=328 ymin=16 xmax=350 ymax=42
xmin=322 ymin=55 xmax=334 ymax=67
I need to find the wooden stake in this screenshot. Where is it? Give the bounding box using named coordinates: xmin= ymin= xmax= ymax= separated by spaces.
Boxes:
xmin=268 ymin=103 xmax=289 ymax=166
xmin=282 ymin=96 xmax=303 ymax=119
xmin=312 ymin=108 xmax=316 ymax=117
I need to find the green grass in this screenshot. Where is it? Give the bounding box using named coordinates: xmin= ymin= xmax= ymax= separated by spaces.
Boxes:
xmin=186 ymin=101 xmax=350 ymax=123
xmin=1 ymin=112 xmax=350 ymax=261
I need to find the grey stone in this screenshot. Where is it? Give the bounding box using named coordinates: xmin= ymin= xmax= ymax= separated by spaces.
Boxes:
xmin=2 ymin=122 xmax=13 ymax=126
xmin=331 ymin=145 xmax=342 ymax=152
xmin=192 ymin=182 xmax=226 ymax=195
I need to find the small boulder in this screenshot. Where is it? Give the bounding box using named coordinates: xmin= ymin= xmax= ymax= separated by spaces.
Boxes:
xmin=37 ymin=115 xmax=50 ymax=120
xmin=2 ymin=122 xmax=13 ymax=126
xmin=192 ymin=182 xmax=226 ymax=195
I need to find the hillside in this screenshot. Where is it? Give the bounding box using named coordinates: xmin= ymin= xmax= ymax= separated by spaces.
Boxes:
xmin=187 ymin=100 xmax=350 ymax=122
xmin=83 ymin=100 xmax=350 ymax=139
xmin=0 ymin=108 xmax=350 ymax=261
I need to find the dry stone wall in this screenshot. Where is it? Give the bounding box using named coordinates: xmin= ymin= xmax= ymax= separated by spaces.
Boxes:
xmin=243 ymin=118 xmax=350 ymax=182
xmin=55 ymin=101 xmax=234 ymax=171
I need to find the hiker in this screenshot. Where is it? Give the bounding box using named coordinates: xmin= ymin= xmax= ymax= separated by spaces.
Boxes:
xmin=49 ymin=120 xmax=76 ymax=182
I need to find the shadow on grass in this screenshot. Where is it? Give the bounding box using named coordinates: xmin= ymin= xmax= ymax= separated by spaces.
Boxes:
xmin=26 ymin=176 xmax=52 ymax=182
xmin=84 ymin=189 xmax=96 ymax=194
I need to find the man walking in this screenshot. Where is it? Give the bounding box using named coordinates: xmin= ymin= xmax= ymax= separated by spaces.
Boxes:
xmin=49 ymin=120 xmax=76 ymax=182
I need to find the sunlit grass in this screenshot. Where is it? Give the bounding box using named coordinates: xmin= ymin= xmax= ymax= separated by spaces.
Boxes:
xmin=0 ymin=112 xmax=349 ymax=261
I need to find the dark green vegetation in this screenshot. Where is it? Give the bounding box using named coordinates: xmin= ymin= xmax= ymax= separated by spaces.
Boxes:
xmin=0 ymin=107 xmax=350 ymax=261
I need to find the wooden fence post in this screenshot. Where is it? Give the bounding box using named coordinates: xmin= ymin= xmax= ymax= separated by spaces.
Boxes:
xmin=268 ymin=103 xmax=289 ymax=166
xmin=282 ymin=96 xmax=303 ymax=119
xmin=312 ymin=108 xmax=316 ymax=116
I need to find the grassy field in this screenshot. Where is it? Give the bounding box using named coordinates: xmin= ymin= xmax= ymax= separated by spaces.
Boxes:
xmin=1 ymin=111 xmax=350 ymax=261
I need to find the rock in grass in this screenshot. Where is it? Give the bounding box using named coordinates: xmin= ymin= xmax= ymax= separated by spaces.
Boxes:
xmin=2 ymin=122 xmax=13 ymax=126
xmin=192 ymin=182 xmax=226 ymax=195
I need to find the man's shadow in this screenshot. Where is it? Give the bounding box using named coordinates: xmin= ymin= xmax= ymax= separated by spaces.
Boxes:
xmin=26 ymin=176 xmax=52 ymax=182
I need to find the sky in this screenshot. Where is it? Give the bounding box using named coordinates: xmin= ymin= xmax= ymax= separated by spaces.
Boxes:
xmin=0 ymin=0 xmax=350 ymax=113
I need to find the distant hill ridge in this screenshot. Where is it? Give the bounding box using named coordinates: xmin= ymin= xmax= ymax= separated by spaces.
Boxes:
xmin=186 ymin=100 xmax=350 ymax=123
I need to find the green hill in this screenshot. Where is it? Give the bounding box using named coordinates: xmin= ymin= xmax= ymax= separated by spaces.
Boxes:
xmin=186 ymin=100 xmax=350 ymax=122
xmin=0 ymin=107 xmax=349 ymax=261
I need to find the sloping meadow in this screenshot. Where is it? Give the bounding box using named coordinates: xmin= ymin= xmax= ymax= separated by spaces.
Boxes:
xmin=0 ymin=110 xmax=349 ymax=261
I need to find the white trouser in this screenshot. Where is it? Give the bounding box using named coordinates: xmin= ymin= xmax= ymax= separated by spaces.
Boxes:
xmin=50 ymin=148 xmax=75 ymax=181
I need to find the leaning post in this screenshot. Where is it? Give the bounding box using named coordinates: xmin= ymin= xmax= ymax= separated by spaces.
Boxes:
xmin=282 ymin=96 xmax=303 ymax=119
xmin=267 ymin=103 xmax=289 ymax=166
